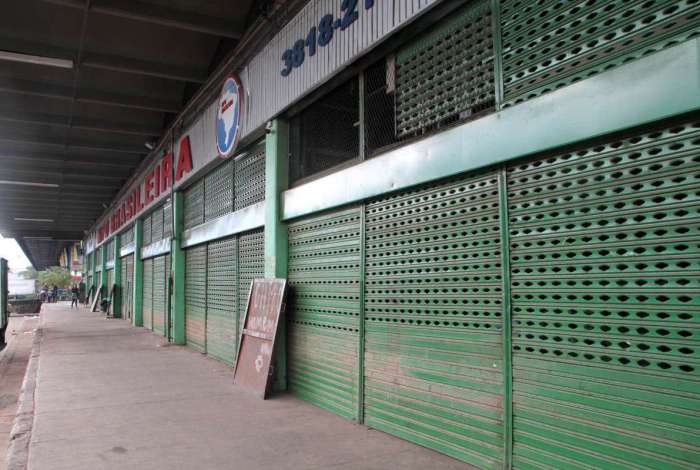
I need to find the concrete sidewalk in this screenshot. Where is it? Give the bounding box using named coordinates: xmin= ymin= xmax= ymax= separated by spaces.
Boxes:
xmin=18 ymin=303 xmax=469 ymax=470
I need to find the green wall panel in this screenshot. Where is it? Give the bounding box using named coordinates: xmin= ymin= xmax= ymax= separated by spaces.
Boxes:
xmin=185 ymin=245 xmax=207 ymax=352
xmin=507 ymin=117 xmax=700 ymax=469
xmin=206 ymin=237 xmax=238 ymax=365
xmin=142 ymin=258 xmax=153 ymax=330
xmin=363 ymin=172 xmax=504 ymax=469
xmin=287 ymin=207 xmax=362 ymax=420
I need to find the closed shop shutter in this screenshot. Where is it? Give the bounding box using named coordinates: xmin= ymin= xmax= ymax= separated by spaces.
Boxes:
xmin=238 ymin=229 xmax=264 ymax=327
xmin=205 ymin=160 xmax=234 ymax=221
xmin=163 ymin=202 xmax=172 ymax=240
xmin=507 ymin=119 xmax=700 ymax=469
xmin=143 ymin=214 xmax=153 ymax=246
xmin=206 ymin=237 xmax=237 ymax=365
xmin=184 ymin=179 xmax=205 ymax=230
xmin=121 ymin=254 xmax=134 ymax=320
xmin=364 ymin=172 xmax=504 ymax=468
xmin=185 ymin=245 xmax=207 ymax=352
xmin=287 ymin=208 xmax=361 ymax=420
xmin=234 ymin=146 xmax=265 ymax=210
xmin=152 ymin=255 xmax=166 ymax=335
xmin=120 ymin=258 xmax=128 ymax=318
xmin=151 ymin=206 xmax=164 ymax=242
xmin=142 ymin=258 xmax=153 ymax=330
xmin=105 ymin=269 xmax=113 ymax=292
xmin=500 ymin=0 xmax=700 ymax=107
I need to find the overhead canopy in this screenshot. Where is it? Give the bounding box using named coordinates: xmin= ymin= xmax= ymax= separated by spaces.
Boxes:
xmin=0 ymin=0 xmax=259 ymax=269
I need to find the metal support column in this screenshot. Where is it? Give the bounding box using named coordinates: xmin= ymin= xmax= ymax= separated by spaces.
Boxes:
xmin=171 ymin=191 xmax=186 ymax=344
xmin=112 ymin=234 xmax=122 ymax=318
xmin=133 ymin=219 xmax=144 ymax=327
xmin=264 ymin=118 xmax=289 ymax=392
xmin=498 ymin=167 xmax=513 ymax=470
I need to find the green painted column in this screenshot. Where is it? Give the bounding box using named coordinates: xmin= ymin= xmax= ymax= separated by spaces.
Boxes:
xmin=133 ymin=219 xmax=144 ymax=327
xmin=170 ymin=192 xmax=186 ymax=344
xmin=264 ymin=119 xmax=289 ymax=391
xmin=112 ymin=234 xmax=122 ymax=318
xmin=100 ymin=243 xmax=107 ymax=301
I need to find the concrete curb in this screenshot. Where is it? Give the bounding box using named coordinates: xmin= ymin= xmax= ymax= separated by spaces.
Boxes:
xmin=5 ymin=325 xmax=42 ymax=470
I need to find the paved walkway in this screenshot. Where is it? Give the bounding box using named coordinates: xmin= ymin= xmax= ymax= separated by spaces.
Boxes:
xmin=0 ymin=316 xmax=38 ymax=468
xmin=17 ymin=303 xmax=469 ymax=470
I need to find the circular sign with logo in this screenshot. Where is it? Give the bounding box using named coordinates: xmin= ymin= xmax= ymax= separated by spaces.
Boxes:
xmin=216 ymin=75 xmax=243 ymax=158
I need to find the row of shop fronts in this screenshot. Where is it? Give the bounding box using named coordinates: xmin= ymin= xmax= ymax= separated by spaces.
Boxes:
xmin=81 ymin=0 xmax=699 ymax=468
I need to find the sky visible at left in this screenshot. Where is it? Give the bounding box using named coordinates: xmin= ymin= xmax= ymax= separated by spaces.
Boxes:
xmin=0 ymin=235 xmax=32 ymax=273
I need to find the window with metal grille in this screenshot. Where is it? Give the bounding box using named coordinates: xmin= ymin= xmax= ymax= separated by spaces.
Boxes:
xmin=290 ymin=77 xmax=360 ymax=183
xmin=394 ymin=0 xmax=494 ymax=139
xmin=121 ymin=225 xmax=134 ymax=246
xmin=364 ymin=57 xmax=397 ymax=157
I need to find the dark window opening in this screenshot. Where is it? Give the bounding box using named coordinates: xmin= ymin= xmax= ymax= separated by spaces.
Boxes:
xmin=364 ymin=57 xmax=397 ymax=157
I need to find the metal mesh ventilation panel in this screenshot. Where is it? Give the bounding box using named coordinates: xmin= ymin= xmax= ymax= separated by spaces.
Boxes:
xmin=364 ymin=171 xmax=504 ymax=468
xmin=184 ymin=179 xmax=205 ymax=230
xmin=287 ymin=207 xmax=361 ymax=420
xmin=238 ymin=229 xmax=264 ymax=326
xmin=142 ymin=214 xmax=153 ymax=246
xmin=151 ymin=206 xmax=164 ymax=242
xmin=395 ymin=0 xmax=494 ymax=139
xmin=507 ymin=117 xmax=700 ymax=469
xmin=205 ymin=159 xmax=234 ymax=221
xmin=235 ymin=146 xmax=266 ymax=210
xmin=500 ymin=0 xmax=700 ymax=107
xmin=163 ymin=202 xmax=172 ymax=239
xmin=185 ymin=246 xmax=207 ymax=352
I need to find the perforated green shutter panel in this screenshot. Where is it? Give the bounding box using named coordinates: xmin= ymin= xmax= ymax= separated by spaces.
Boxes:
xmin=238 ymin=229 xmax=264 ymax=326
xmin=500 ymin=0 xmax=700 ymax=107
xmin=185 ymin=245 xmax=207 ymax=352
xmin=163 ymin=203 xmax=172 ymax=240
xmin=234 ymin=145 xmax=266 ymax=210
xmin=205 ymin=237 xmax=238 ymax=365
xmin=152 ymin=255 xmax=166 ymax=335
xmin=287 ymin=208 xmax=361 ymax=420
xmin=120 ymin=258 xmax=128 ymax=318
xmin=507 ymin=118 xmax=700 ymax=469
xmin=142 ymin=258 xmax=153 ymax=330
xmin=205 ymin=160 xmax=234 ymax=221
xmin=395 ymin=0 xmax=494 ymax=139
xmin=364 ymin=172 xmax=504 ymax=468
xmin=105 ymin=269 xmax=113 ymax=296
xmin=121 ymin=254 xmax=133 ymax=320
xmin=151 ymin=206 xmax=164 ymax=242
xmin=143 ymin=214 xmax=153 ymax=246
xmin=184 ymin=179 xmax=205 ymax=230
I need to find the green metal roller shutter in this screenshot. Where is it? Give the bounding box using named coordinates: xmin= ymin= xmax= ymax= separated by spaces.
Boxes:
xmin=120 ymin=258 xmax=128 ymax=319
xmin=121 ymin=254 xmax=133 ymax=321
xmin=165 ymin=253 xmax=171 ymax=339
xmin=185 ymin=245 xmax=207 ymax=352
xmin=234 ymin=146 xmax=266 ymax=210
xmin=151 ymin=206 xmax=164 ymax=242
xmin=363 ymin=172 xmax=504 ymax=468
xmin=105 ymin=269 xmax=113 ymax=297
xmin=205 ymin=160 xmax=234 ymax=221
xmin=152 ymin=255 xmax=166 ymax=335
xmin=287 ymin=208 xmax=361 ymax=420
xmin=238 ymin=229 xmax=264 ymax=327
xmin=142 ymin=258 xmax=153 ymax=330
xmin=206 ymin=237 xmax=237 ymax=365
xmin=143 ymin=214 xmax=153 ymax=246
xmin=184 ymin=179 xmax=205 ymax=230
xmin=500 ymin=0 xmax=700 ymax=107
xmin=507 ymin=118 xmax=700 ymax=469
xmin=163 ymin=202 xmax=172 ymax=240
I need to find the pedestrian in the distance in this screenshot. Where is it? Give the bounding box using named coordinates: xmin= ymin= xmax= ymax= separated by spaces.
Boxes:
xmin=51 ymin=284 xmax=59 ymax=303
xmin=71 ymin=285 xmax=79 ymax=309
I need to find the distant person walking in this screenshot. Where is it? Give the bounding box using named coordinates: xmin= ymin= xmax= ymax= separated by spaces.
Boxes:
xmin=51 ymin=284 xmax=58 ymax=303
xmin=40 ymin=284 xmax=49 ymax=302
xmin=71 ymin=285 xmax=79 ymax=308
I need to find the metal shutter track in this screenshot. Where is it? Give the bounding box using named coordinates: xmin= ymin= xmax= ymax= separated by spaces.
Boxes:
xmin=364 ymin=172 xmax=504 ymax=468
xmin=507 ymin=118 xmax=700 ymax=469
xmin=206 ymin=237 xmax=237 ymax=365
xmin=288 ymin=208 xmax=361 ymax=420
xmin=185 ymin=246 xmax=207 ymax=352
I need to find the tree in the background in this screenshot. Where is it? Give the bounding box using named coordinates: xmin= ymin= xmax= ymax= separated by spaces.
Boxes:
xmin=37 ymin=267 xmax=72 ymax=288
xmin=18 ymin=267 xmax=38 ymax=279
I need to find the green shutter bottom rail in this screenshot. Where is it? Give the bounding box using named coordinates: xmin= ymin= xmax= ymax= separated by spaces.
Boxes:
xmin=287 ymin=208 xmax=362 ymax=420
xmin=363 ymin=171 xmax=504 ymax=469
xmin=206 ymin=237 xmax=237 ymax=365
xmin=507 ymin=116 xmax=700 ymax=470
xmin=185 ymin=245 xmax=207 ymax=352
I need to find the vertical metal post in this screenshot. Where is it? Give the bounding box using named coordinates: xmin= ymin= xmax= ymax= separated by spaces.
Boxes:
xmin=113 ymin=234 xmax=122 ymax=318
xmin=133 ymin=219 xmax=144 ymax=327
xmin=265 ymin=118 xmax=289 ymax=392
xmin=498 ymin=167 xmax=513 ymax=470
xmin=171 ymin=192 xmax=186 ymax=344
xmin=357 ymin=205 xmax=366 ymax=423
xmin=358 ymin=72 xmax=366 ymax=161
xmin=100 ymin=243 xmax=107 ymax=300
xmin=491 ymin=0 xmax=504 ymax=110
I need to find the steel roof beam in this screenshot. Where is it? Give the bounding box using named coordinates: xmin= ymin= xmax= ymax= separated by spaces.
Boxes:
xmin=82 ymin=53 xmax=208 ymax=83
xmin=0 ymin=136 xmax=147 ymax=155
xmin=0 ymin=149 xmax=140 ymax=167
xmin=0 ymin=111 xmax=161 ymax=137
xmin=43 ymin=0 xmax=245 ymax=39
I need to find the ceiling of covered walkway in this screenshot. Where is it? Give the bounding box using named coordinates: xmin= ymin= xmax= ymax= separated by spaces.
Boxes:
xmin=0 ymin=0 xmax=263 ymax=268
